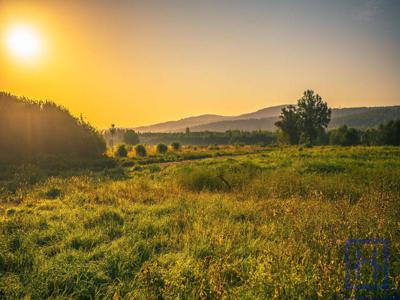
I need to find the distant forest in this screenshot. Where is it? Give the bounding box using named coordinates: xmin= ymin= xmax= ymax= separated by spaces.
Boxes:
xmin=103 ymin=123 xmax=400 ymax=147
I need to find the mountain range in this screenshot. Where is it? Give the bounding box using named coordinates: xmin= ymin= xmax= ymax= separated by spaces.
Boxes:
xmin=134 ymin=105 xmax=400 ymax=133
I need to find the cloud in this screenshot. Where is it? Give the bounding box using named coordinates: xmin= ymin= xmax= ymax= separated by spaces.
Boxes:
xmin=355 ymin=0 xmax=384 ymax=22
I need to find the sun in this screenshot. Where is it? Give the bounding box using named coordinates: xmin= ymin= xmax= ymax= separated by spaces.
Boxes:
xmin=5 ymin=25 xmax=42 ymax=61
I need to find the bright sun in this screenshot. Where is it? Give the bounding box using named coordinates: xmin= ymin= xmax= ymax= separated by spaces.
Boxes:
xmin=6 ymin=25 xmax=42 ymax=61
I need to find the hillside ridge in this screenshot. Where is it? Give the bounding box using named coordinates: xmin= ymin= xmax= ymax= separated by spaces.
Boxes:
xmin=134 ymin=105 xmax=400 ymax=132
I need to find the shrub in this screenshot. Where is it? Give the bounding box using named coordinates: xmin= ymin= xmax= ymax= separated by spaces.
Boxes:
xmin=116 ymin=145 xmax=128 ymax=157
xmin=171 ymin=142 xmax=181 ymax=151
xmin=156 ymin=143 xmax=168 ymax=154
xmin=135 ymin=144 xmax=147 ymax=157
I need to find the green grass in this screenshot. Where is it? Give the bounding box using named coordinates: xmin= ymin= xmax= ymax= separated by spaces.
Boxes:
xmin=0 ymin=146 xmax=399 ymax=299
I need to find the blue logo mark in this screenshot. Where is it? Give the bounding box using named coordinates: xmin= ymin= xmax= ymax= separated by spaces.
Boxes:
xmin=345 ymin=239 xmax=389 ymax=291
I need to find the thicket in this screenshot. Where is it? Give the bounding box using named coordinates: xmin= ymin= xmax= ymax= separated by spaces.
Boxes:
xmin=0 ymin=92 xmax=105 ymax=163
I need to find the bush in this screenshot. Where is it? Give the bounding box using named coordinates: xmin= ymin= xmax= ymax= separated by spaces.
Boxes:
xmin=156 ymin=143 xmax=168 ymax=154
xmin=171 ymin=142 xmax=181 ymax=151
xmin=116 ymin=145 xmax=128 ymax=157
xmin=135 ymin=144 xmax=147 ymax=157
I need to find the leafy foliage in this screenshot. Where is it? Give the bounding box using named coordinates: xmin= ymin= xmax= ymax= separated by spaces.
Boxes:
xmin=276 ymin=90 xmax=331 ymax=144
xmin=116 ymin=144 xmax=128 ymax=157
xmin=0 ymin=92 xmax=105 ymax=162
xmin=329 ymin=125 xmax=361 ymax=146
xmin=123 ymin=130 xmax=139 ymax=145
xmin=171 ymin=142 xmax=181 ymax=151
xmin=377 ymin=120 xmax=400 ymax=145
xmin=274 ymin=105 xmax=301 ymax=144
xmin=156 ymin=143 xmax=168 ymax=154
xmin=297 ymin=90 xmax=331 ymax=143
xmin=135 ymin=144 xmax=147 ymax=157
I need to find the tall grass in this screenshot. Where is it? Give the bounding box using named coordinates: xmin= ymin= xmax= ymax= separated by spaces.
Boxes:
xmin=0 ymin=146 xmax=399 ymax=299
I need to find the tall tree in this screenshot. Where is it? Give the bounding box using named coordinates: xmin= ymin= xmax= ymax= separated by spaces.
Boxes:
xmin=297 ymin=90 xmax=331 ymax=144
xmin=378 ymin=120 xmax=400 ymax=145
xmin=109 ymin=124 xmax=116 ymax=149
xmin=274 ymin=105 xmax=301 ymax=144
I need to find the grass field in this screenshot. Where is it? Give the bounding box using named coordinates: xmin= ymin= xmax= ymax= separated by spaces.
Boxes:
xmin=0 ymin=146 xmax=399 ymax=299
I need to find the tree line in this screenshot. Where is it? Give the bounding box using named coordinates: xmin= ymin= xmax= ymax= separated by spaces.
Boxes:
xmin=106 ymin=90 xmax=399 ymax=147
xmin=103 ymin=129 xmax=277 ymax=146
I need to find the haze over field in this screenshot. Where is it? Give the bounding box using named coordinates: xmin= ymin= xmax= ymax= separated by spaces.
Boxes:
xmin=134 ymin=105 xmax=400 ymax=132
xmin=1 ymin=0 xmax=399 ymax=128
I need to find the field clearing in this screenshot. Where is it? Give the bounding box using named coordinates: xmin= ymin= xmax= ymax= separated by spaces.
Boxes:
xmin=0 ymin=146 xmax=399 ymax=299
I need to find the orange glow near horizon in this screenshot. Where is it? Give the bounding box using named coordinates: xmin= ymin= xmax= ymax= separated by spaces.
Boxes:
xmin=0 ymin=1 xmax=399 ymax=129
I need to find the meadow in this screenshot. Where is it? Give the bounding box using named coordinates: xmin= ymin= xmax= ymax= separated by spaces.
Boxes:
xmin=0 ymin=146 xmax=399 ymax=299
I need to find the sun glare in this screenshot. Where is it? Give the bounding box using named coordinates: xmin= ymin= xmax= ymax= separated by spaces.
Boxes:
xmin=5 ymin=25 xmax=42 ymax=61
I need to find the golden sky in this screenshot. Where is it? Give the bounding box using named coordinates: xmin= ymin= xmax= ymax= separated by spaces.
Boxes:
xmin=1 ymin=0 xmax=399 ymax=128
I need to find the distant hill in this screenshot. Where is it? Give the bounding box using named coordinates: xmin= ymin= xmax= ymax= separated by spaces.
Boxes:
xmin=191 ymin=117 xmax=279 ymax=132
xmin=329 ymin=107 xmax=400 ymax=129
xmin=134 ymin=105 xmax=400 ymax=133
xmin=134 ymin=105 xmax=288 ymax=132
xmin=231 ymin=105 xmax=288 ymax=120
xmin=134 ymin=114 xmax=228 ymax=132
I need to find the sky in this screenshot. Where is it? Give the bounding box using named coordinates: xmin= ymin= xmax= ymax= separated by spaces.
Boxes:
xmin=0 ymin=0 xmax=399 ymax=128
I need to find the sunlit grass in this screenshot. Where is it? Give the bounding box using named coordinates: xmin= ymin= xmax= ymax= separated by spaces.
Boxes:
xmin=0 ymin=146 xmax=399 ymax=298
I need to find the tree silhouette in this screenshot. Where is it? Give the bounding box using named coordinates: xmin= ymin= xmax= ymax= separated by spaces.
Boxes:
xmin=274 ymin=105 xmax=301 ymax=145
xmin=297 ymin=90 xmax=331 ymax=144
xmin=171 ymin=142 xmax=181 ymax=151
xmin=116 ymin=144 xmax=128 ymax=157
xmin=275 ymin=90 xmax=331 ymax=145
xmin=328 ymin=125 xmax=361 ymax=146
xmin=156 ymin=143 xmax=168 ymax=154
xmin=135 ymin=144 xmax=147 ymax=157
xmin=110 ymin=124 xmax=116 ymax=150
